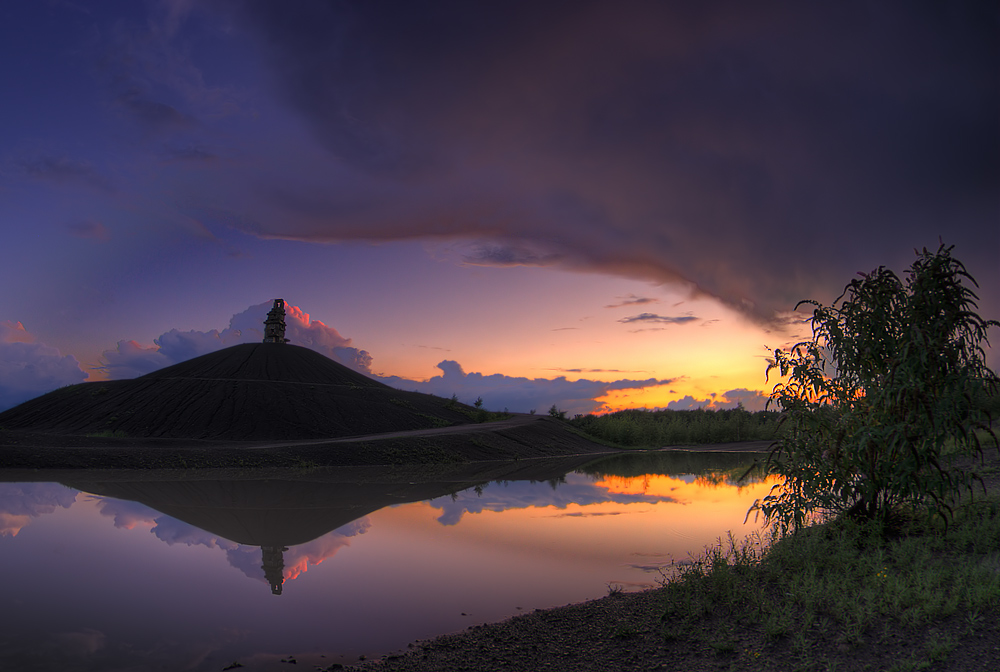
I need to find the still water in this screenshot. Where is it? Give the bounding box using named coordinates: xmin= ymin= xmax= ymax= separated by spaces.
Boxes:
xmin=0 ymin=451 xmax=774 ymax=671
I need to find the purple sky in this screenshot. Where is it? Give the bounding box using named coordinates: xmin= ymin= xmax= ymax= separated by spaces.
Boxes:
xmin=1 ymin=1 xmax=997 ymax=415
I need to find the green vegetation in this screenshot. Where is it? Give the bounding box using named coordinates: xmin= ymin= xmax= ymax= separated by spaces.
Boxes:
xmin=756 ymin=245 xmax=999 ymax=530
xmin=641 ymin=247 xmax=1000 ymax=669
xmin=548 ymin=404 xmax=567 ymax=420
xmin=657 ymin=496 xmax=1000 ymax=670
xmin=579 ymin=450 xmax=769 ymax=484
xmin=570 ymin=407 xmax=782 ymax=447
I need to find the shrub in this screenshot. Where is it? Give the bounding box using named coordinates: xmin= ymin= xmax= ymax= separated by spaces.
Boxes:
xmin=753 ymin=245 xmax=999 ymax=531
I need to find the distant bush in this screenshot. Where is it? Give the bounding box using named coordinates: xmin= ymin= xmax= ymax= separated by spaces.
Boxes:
xmin=569 ymin=407 xmax=782 ymax=447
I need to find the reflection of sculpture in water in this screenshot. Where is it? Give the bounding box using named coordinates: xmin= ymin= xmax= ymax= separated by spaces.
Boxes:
xmin=60 ymin=456 xmax=604 ymax=595
xmin=261 ymin=545 xmax=290 ymax=595
xmin=263 ymin=298 xmax=290 ymax=344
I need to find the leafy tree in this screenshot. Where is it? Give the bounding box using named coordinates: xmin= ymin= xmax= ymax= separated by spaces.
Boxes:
xmin=753 ymin=245 xmax=999 ymax=531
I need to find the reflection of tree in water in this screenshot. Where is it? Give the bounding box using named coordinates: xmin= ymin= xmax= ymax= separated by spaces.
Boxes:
xmin=579 ymin=450 xmax=768 ymax=485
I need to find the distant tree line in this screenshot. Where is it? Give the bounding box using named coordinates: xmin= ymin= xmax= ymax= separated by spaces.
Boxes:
xmin=569 ymin=407 xmax=783 ymax=447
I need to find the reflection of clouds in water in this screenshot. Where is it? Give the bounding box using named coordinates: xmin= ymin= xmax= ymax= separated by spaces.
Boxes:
xmin=284 ymin=520 xmax=371 ymax=581
xmin=226 ymin=519 xmax=372 ymax=583
xmin=151 ymin=516 xmax=236 ymax=549
xmin=89 ymin=497 xmax=371 ymax=585
xmin=427 ymin=473 xmax=674 ymax=526
xmin=91 ymin=497 xmax=160 ymax=530
xmin=0 ymin=483 xmax=77 ymax=536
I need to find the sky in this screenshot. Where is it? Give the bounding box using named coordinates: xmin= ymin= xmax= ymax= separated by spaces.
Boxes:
xmin=1 ymin=0 xmax=997 ymax=416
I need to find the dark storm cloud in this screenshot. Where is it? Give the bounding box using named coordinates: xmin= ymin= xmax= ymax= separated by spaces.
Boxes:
xmin=209 ymin=0 xmax=997 ymax=321
xmin=619 ymin=313 xmax=699 ymax=325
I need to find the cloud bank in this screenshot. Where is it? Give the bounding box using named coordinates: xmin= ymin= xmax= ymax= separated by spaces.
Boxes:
xmin=379 ymin=359 xmax=673 ymax=416
xmin=666 ymin=388 xmax=770 ymax=413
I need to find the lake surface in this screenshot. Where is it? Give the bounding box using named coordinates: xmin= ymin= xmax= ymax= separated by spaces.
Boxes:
xmin=0 ymin=451 xmax=774 ymax=671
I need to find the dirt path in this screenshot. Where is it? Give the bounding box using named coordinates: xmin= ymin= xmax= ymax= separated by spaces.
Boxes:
xmin=243 ymin=413 xmax=544 ymax=450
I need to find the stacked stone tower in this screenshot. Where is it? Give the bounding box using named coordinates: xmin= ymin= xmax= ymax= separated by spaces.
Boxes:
xmin=262 ymin=299 xmax=290 ymax=344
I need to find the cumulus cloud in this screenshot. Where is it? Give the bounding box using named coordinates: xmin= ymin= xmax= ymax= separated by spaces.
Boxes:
xmin=378 ymin=360 xmax=673 ymax=416
xmin=666 ymin=388 xmax=770 ymax=412
xmin=0 ymin=321 xmax=88 ymax=412
xmin=98 ymin=301 xmax=372 ymax=378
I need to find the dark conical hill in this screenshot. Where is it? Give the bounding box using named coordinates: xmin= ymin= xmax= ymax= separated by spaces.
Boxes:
xmin=141 ymin=342 xmax=380 ymax=387
xmin=0 ymin=343 xmax=475 ymax=441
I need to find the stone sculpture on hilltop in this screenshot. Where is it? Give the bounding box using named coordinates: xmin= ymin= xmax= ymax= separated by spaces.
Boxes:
xmin=263 ymin=299 xmax=290 ymax=344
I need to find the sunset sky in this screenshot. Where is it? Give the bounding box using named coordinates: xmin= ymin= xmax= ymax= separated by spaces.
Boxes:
xmin=2 ymin=1 xmax=997 ymax=415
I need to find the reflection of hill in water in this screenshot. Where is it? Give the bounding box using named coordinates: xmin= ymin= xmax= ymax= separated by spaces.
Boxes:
xmin=65 ymin=458 xmax=609 ymax=545
xmin=48 ymin=451 xmax=764 ymax=594
xmin=61 ymin=456 xmax=603 ymax=594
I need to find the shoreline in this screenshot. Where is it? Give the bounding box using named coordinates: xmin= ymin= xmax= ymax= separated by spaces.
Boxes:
xmin=341 ymin=449 xmax=1000 ymax=672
